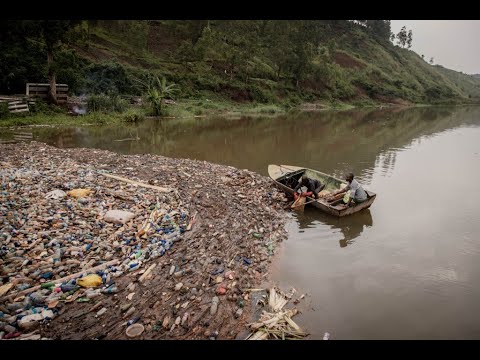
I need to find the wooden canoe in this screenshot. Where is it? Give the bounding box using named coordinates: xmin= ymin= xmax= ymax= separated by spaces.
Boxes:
xmin=268 ymin=164 xmax=376 ymax=217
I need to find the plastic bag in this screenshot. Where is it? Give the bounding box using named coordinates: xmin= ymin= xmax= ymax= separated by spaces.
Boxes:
xmin=77 ymin=274 xmax=103 ymax=288
xmin=67 ymin=188 xmax=92 ymax=198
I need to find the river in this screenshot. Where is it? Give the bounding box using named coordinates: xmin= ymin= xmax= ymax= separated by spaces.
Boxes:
xmin=2 ymin=105 xmax=480 ymax=339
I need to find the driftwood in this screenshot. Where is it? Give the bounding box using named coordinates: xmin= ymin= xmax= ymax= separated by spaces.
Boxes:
xmin=114 ymin=137 xmax=140 ymax=142
xmin=97 ymin=172 xmax=172 ymax=193
xmin=0 ymin=259 xmax=120 ymax=302
xmin=139 ymin=263 xmax=157 ymax=283
xmin=0 ymin=283 xmax=14 ymax=297
xmin=137 ymin=208 xmax=166 ymax=237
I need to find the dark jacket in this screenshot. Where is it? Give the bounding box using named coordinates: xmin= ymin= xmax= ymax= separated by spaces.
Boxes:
xmin=294 ymin=177 xmax=324 ymax=198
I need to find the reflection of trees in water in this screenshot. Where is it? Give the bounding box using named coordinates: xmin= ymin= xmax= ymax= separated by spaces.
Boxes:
xmin=373 ymin=149 xmax=398 ymax=178
xmin=28 ymin=106 xmax=480 ymax=178
xmin=296 ymin=207 xmax=373 ymax=248
xmin=32 ymin=127 xmax=87 ymax=148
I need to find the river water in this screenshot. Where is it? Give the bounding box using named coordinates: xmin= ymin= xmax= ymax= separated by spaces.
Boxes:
xmin=2 ymin=105 xmax=480 ymax=339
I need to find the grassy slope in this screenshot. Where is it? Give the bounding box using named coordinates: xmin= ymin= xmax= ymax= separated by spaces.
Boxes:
xmin=81 ymin=22 xmax=479 ymax=107
xmin=330 ymin=26 xmax=479 ymax=104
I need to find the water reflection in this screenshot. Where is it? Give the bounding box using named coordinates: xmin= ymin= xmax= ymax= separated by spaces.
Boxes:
xmin=296 ymin=207 xmax=373 ymax=248
xmin=335 ymin=210 xmax=373 ymax=248
xmin=3 ymin=106 xmax=480 ymax=181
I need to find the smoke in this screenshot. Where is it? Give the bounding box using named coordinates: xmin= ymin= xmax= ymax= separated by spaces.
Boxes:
xmin=73 ymin=105 xmax=87 ymax=115
xmin=70 ymin=94 xmax=88 ymax=115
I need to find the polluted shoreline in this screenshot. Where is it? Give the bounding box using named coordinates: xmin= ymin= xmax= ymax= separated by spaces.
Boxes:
xmin=0 ymin=141 xmax=310 ymax=340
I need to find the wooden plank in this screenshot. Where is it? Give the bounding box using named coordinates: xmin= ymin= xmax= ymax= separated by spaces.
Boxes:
xmin=8 ymin=105 xmax=29 ymax=110
xmin=98 ymin=172 xmax=173 ymax=193
xmin=8 ymin=107 xmax=28 ymax=111
xmin=27 ymin=85 xmax=68 ymax=90
xmin=139 ymin=263 xmax=157 ymax=282
xmin=28 ymin=93 xmax=67 ymax=99
xmin=26 ymin=83 xmax=68 ymax=87
xmin=8 ymin=100 xmax=27 ymax=106
xmin=8 ymin=104 xmax=29 ymax=109
xmin=27 ymin=86 xmax=49 ymax=92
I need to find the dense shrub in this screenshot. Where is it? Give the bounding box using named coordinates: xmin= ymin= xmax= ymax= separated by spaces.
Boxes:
xmin=87 ymin=94 xmax=128 ymax=113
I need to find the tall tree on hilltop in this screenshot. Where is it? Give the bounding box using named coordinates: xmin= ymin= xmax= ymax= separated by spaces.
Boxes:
xmin=407 ymin=30 xmax=413 ymax=49
xmin=390 ymin=32 xmax=396 ymax=43
xmin=396 ymin=26 xmax=408 ymax=48
xmin=365 ymin=20 xmax=392 ymax=42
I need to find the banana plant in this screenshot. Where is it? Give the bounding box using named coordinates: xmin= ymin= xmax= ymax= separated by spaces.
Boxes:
xmin=134 ymin=75 xmax=178 ymax=115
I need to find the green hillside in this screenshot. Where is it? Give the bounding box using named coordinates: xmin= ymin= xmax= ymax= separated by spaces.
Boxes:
xmin=1 ymin=20 xmax=480 ymax=111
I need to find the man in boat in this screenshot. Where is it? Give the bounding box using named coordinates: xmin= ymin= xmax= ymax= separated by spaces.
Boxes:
xmin=331 ymin=172 xmax=368 ymax=207
xmin=293 ymin=175 xmax=325 ymax=200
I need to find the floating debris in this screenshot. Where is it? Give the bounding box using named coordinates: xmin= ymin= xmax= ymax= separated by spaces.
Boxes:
xmin=0 ymin=142 xmax=289 ymax=340
xmin=246 ymin=287 xmax=308 ymax=340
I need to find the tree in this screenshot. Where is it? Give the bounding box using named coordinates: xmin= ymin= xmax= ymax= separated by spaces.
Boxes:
xmin=407 ymin=30 xmax=413 ymax=49
xmin=213 ymin=20 xmax=261 ymax=83
xmin=390 ymin=32 xmax=396 ymax=43
xmin=23 ymin=21 xmax=82 ymax=104
xmin=175 ymin=40 xmax=197 ymax=70
xmin=396 ymin=26 xmax=408 ymax=48
xmin=263 ymin=21 xmax=295 ymax=81
xmin=429 ymin=57 xmax=434 ymax=65
xmin=365 ymin=20 xmax=391 ymax=42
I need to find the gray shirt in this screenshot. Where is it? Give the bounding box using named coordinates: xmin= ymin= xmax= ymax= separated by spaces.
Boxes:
xmin=346 ymin=179 xmax=367 ymax=201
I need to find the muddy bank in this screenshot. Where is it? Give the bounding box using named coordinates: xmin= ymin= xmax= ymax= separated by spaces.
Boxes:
xmin=0 ymin=142 xmax=290 ymax=340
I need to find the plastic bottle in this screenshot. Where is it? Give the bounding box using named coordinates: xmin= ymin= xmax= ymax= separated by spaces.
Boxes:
xmin=102 ymin=285 xmax=118 ymax=294
xmin=127 ymin=317 xmax=140 ymax=326
xmin=29 ymin=292 xmax=47 ymax=305
xmin=53 ymin=247 xmax=62 ymax=263
xmin=60 ymin=283 xmax=78 ymax=293
xmin=86 ymin=289 xmax=101 ymax=299
xmin=323 ymin=332 xmax=330 ymax=340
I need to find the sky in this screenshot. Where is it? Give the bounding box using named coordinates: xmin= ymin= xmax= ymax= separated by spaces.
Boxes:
xmin=390 ymin=20 xmax=480 ymax=75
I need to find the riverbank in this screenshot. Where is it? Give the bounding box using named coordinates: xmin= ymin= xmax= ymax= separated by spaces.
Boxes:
xmin=2 ymin=96 xmax=479 ymax=129
xmin=0 ymin=142 xmax=291 ymax=340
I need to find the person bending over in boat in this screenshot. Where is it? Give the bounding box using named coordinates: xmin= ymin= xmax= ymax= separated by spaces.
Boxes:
xmin=331 ymin=172 xmax=367 ymax=207
xmin=293 ymin=175 xmax=325 ymax=200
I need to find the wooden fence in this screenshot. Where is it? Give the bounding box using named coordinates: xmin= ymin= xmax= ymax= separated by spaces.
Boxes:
xmin=26 ymin=83 xmax=68 ymax=104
